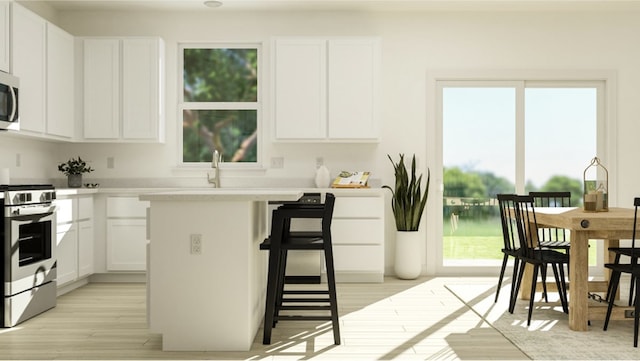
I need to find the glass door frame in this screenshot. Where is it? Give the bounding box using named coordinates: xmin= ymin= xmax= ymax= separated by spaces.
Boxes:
xmin=425 ymin=70 xmax=616 ymax=276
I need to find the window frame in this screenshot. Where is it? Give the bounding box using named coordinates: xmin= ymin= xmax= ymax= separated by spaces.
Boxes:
xmin=177 ymin=42 xmax=263 ymax=170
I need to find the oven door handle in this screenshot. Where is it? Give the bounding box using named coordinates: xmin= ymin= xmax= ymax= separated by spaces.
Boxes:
xmin=11 ymin=205 xmax=56 ymax=217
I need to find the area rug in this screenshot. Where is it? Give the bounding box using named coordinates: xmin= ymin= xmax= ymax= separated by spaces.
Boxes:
xmin=445 ymin=280 xmax=639 ymax=360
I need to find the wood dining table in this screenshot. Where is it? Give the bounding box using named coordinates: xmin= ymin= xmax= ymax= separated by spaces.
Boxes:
xmin=520 ymin=206 xmax=637 ymax=331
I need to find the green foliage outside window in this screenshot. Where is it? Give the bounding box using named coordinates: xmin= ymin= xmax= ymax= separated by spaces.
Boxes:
xmin=444 ymin=166 xmax=582 ymax=220
xmin=182 ymin=47 xmax=258 ymax=163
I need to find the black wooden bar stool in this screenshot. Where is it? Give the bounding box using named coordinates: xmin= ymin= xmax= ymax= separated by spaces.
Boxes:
xmin=260 ymin=193 xmax=340 ymax=345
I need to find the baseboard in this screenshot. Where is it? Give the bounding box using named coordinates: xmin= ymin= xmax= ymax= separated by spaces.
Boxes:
xmin=322 ymin=271 xmax=384 ymax=283
xmin=88 ymin=272 xmax=147 ymax=283
xmin=56 ymin=273 xmax=146 ymax=297
xmin=57 ymin=277 xmax=89 ymax=296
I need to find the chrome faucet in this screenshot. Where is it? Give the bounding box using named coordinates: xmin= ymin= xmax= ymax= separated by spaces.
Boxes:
xmin=207 ymin=150 xmax=222 ymax=187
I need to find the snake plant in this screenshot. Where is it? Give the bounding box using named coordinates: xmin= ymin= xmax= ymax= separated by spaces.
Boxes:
xmin=382 ymin=154 xmax=430 ymax=231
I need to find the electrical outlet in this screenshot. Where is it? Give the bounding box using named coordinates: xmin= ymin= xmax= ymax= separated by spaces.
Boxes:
xmin=270 ymin=157 xmax=284 ymax=169
xmin=625 ymin=309 xmax=635 ymax=318
xmin=190 ymin=234 xmax=202 ymax=255
xmin=107 ymin=157 xmax=115 ymax=169
xmin=316 ymin=157 xmax=324 ymax=167
xmin=15 ymin=153 xmax=21 ymax=167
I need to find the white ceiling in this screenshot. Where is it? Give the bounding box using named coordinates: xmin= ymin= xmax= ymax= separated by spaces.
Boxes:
xmin=29 ymin=0 xmax=640 ymax=12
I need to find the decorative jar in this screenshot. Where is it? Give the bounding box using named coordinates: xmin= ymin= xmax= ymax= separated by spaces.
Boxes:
xmin=583 ymin=157 xmax=608 ymax=212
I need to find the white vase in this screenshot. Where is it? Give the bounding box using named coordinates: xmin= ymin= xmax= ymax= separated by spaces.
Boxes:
xmin=394 ymin=231 xmax=422 ymax=279
xmin=314 ymin=165 xmax=330 ymax=188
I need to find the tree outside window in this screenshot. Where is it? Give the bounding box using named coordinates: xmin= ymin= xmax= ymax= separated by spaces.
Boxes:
xmin=181 ymin=46 xmax=259 ymax=163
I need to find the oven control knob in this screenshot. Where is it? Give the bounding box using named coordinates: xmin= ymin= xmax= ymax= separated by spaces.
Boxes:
xmin=15 ymin=193 xmax=32 ymax=203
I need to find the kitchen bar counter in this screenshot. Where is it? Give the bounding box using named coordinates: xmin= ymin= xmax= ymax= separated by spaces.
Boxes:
xmin=139 ymin=188 xmax=308 ymax=202
xmin=57 ymin=186 xmax=382 ymax=196
xmin=140 ymin=188 xmax=303 ymax=351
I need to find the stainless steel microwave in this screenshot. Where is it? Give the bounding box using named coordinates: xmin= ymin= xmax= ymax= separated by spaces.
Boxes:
xmin=0 ymin=72 xmax=19 ymax=131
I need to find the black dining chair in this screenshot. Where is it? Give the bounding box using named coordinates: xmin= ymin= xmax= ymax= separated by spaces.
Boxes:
xmin=606 ymin=249 xmax=640 ymax=306
xmin=603 ymin=197 xmax=640 ymax=347
xmin=530 ymin=191 xmax=572 ymax=302
xmin=511 ymin=195 xmax=569 ymax=325
xmin=260 ymin=193 xmax=340 ymax=345
xmin=606 ymin=197 xmax=640 ymax=306
xmin=495 ymin=194 xmax=522 ymax=312
xmin=529 ymin=191 xmax=572 ymax=251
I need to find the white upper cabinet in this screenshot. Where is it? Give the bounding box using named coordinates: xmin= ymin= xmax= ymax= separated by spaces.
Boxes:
xmin=11 ymin=3 xmax=75 ymax=140
xmin=274 ymin=38 xmax=327 ymax=140
xmin=82 ymin=37 xmax=165 ymax=142
xmin=12 ymin=3 xmax=46 ymax=133
xmin=83 ymin=38 xmax=120 ymax=139
xmin=46 ymin=22 xmax=75 ymax=138
xmin=327 ymin=39 xmax=380 ymax=140
xmin=122 ymin=38 xmax=162 ymax=140
xmin=0 ymin=2 xmax=10 ymax=73
xmin=273 ymin=37 xmax=381 ymax=142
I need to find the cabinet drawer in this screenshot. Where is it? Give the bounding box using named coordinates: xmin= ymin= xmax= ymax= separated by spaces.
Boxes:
xmin=332 ymin=219 xmax=383 ymax=245
xmin=107 ymin=197 xmax=149 ymax=218
xmin=332 ymin=245 xmax=383 ymax=272
xmin=333 ymin=197 xmax=383 ymax=218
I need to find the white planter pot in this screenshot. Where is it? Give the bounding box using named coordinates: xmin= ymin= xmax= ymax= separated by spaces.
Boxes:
xmin=394 ymin=231 xmax=422 ymax=279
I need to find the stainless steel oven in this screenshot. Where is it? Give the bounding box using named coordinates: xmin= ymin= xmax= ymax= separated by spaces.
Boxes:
xmin=1 ymin=185 xmax=56 ymax=327
xmin=0 ymin=72 xmax=19 ymax=131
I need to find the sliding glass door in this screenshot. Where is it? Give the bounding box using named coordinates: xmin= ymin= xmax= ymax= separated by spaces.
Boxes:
xmin=442 ymin=85 xmax=516 ymax=266
xmin=440 ymin=80 xmax=601 ymax=272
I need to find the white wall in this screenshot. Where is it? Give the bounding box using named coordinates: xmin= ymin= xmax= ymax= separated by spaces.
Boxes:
xmin=0 ymin=134 xmax=62 ymax=182
xmin=51 ymin=9 xmax=640 ymax=192
xmin=9 ymin=6 xmax=640 ymax=275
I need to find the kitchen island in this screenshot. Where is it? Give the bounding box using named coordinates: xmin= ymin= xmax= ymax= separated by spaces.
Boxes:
xmin=139 ymin=188 xmax=303 ymax=351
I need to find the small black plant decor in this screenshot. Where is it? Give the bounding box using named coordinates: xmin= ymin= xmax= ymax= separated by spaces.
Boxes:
xmin=58 ymin=156 xmax=94 ymax=188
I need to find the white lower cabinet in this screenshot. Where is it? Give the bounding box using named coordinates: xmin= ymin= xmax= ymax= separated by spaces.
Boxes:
xmin=329 ymin=195 xmax=384 ymax=282
xmin=282 ymin=191 xmax=385 ymax=282
xmin=78 ymin=219 xmax=94 ymax=277
xmin=55 ymin=196 xmax=94 ymax=287
xmin=56 ymin=222 xmax=78 ymax=285
xmin=106 ymin=197 xmax=149 ymax=271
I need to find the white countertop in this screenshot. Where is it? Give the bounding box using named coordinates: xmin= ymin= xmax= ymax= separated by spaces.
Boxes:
xmin=55 ymin=188 xmax=100 ymax=196
xmin=55 ymin=187 xmax=385 ymax=198
xmin=139 ymin=188 xmax=305 ymax=202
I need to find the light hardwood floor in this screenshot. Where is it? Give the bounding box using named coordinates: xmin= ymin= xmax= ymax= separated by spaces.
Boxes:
xmin=0 ymin=277 xmax=528 ymax=360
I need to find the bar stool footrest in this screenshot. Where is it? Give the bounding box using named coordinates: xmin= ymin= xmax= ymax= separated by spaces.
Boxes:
xmin=280 ymin=305 xmax=332 ymax=311
xmin=284 ymin=276 xmax=321 ymax=284
xmin=281 ymin=298 xmax=330 ymax=303
xmin=275 ymin=315 xmax=333 ymax=321
xmin=283 ymin=290 xmax=328 ymax=295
